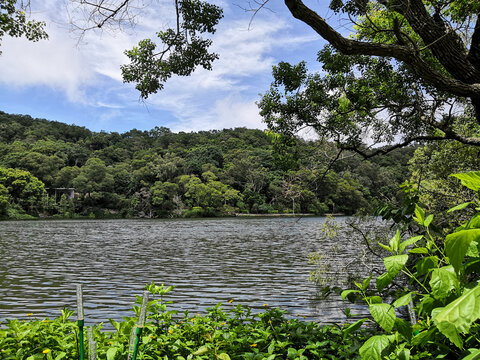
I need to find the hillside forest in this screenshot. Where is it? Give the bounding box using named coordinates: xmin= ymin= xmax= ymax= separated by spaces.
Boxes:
xmin=0 ymin=111 xmax=415 ymax=219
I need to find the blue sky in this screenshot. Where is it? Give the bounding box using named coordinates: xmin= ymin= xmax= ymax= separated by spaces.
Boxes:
xmin=0 ymin=0 xmax=333 ymax=134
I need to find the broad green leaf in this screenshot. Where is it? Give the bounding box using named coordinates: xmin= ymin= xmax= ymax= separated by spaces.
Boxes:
xmin=445 ymin=229 xmax=480 ymax=273
xmin=416 ymin=256 xmax=439 ymax=276
xmin=376 ymin=272 xmax=393 ymax=291
xmin=343 ymin=318 xmax=367 ymax=338
xmin=466 ymin=240 xmax=479 ymax=257
xmin=393 ymin=293 xmax=412 ymax=308
xmin=430 ymin=266 xmax=459 ymax=300
xmin=366 ymin=296 xmax=383 ymax=304
xmin=384 ymin=254 xmax=408 ymax=278
xmin=434 ymin=283 xmax=480 ymax=349
xmin=359 ymin=334 xmax=394 ymax=360
xmin=389 ymin=230 xmax=401 ymax=253
xmin=411 ymin=328 xmax=435 ymax=346
xmin=193 ymin=345 xmax=210 ymax=355
xmin=414 ymin=205 xmax=425 ymax=225
xmin=218 ymin=353 xmax=231 ymax=360
xmin=354 ymin=280 xmax=363 ymax=290
xmin=447 ymin=202 xmax=472 ymax=213
xmin=108 ymin=319 xmax=120 ymax=331
xmin=466 ymin=214 xmax=480 ymax=229
xmin=397 ymin=348 xmax=411 ymax=360
xmin=394 ymin=318 xmax=412 ymax=342
xmin=424 ymin=214 xmax=434 ymax=227
xmin=106 ymin=348 xmax=118 ymax=360
xmin=456 ymin=214 xmax=480 ymax=232
xmin=369 ymin=303 xmax=396 ymax=332
xmin=54 ymin=352 xmax=67 ymax=360
xmin=461 ymin=348 xmax=480 ymax=360
xmin=341 ymin=289 xmax=361 ymax=300
xmin=362 ymin=274 xmax=373 ymax=291
xmin=409 ymin=247 xmax=429 ymax=254
xmin=451 ymin=172 xmax=480 ymax=191
xmin=399 ymin=235 xmax=423 ymax=254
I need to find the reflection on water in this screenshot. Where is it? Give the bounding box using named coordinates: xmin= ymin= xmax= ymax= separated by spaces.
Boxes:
xmin=0 ymin=217 xmax=382 ymax=325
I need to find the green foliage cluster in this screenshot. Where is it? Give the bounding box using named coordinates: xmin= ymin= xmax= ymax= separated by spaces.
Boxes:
xmin=0 ymin=166 xmax=44 ymax=218
xmin=0 ymin=283 xmax=375 ymax=359
xmin=0 ymin=112 xmax=414 ymax=219
xmin=0 ymin=0 xmax=48 ymax=55
xmin=341 ymin=171 xmax=480 ymax=359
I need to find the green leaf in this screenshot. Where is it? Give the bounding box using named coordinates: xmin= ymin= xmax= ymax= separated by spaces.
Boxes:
xmin=378 ymin=242 xmax=392 ymax=252
xmin=369 ymin=303 xmax=396 ymax=332
xmin=367 ymin=296 xmax=383 ymax=304
xmin=409 ymin=247 xmax=429 ymax=254
xmin=451 ymin=172 xmax=480 ymax=191
xmin=218 ymin=353 xmax=231 ymax=360
xmin=394 ymin=318 xmax=412 ymax=342
xmin=108 ymin=319 xmax=120 ymax=331
xmin=384 ymin=254 xmax=408 ymax=278
xmin=416 ymin=256 xmax=439 ymax=276
xmin=429 ymin=266 xmax=459 ymax=300
xmin=461 ymin=348 xmax=480 ymax=360
xmin=54 ymin=352 xmax=67 ymax=360
xmin=393 ymin=293 xmax=412 ymax=308
xmin=447 ymin=202 xmax=472 ymax=213
xmin=424 ymin=214 xmax=433 ymax=227
xmin=359 ymin=334 xmax=394 ymax=360
xmin=389 ymin=230 xmax=401 ymax=253
xmin=414 ymin=204 xmax=425 ymax=225
xmin=434 ymin=283 xmax=480 ymax=349
xmin=445 ymin=229 xmax=480 ymax=273
xmin=362 ymin=274 xmax=373 ymax=291
xmin=397 ymin=348 xmax=411 ymax=360
xmin=343 ymin=318 xmax=367 ymax=338
xmin=341 ymin=289 xmax=361 ymax=300
xmin=106 ymin=348 xmax=118 ymax=360
xmin=399 ymin=235 xmax=423 ymax=254
xmin=376 ymin=272 xmax=393 ymax=292
xmin=466 ymin=214 xmax=480 ymax=229
xmin=193 ymin=346 xmax=210 ymax=355
xmin=466 ymin=240 xmax=479 ymax=257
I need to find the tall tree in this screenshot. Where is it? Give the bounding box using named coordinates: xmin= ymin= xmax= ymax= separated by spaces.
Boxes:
xmin=260 ymin=1 xmax=480 ymax=156
xmin=72 ymin=0 xmax=480 ymax=155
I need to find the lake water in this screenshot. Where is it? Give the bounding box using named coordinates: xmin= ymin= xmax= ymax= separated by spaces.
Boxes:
xmin=0 ymin=217 xmax=384 ymax=326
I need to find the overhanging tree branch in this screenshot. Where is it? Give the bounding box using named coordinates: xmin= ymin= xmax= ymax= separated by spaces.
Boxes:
xmin=283 ymin=0 xmax=480 ymax=104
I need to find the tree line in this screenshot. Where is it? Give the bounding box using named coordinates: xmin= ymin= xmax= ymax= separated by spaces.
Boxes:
xmin=0 ymin=111 xmax=414 ymax=219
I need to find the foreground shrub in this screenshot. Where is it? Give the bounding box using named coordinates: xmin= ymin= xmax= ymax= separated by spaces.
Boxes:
xmin=341 ymin=171 xmax=480 ymax=359
xmin=0 ymin=283 xmax=375 ymax=359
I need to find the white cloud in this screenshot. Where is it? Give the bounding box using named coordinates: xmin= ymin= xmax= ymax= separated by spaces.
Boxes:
xmin=0 ymin=24 xmax=93 ymax=102
xmin=167 ymin=95 xmax=264 ymax=132
xmin=0 ymin=0 xmax=323 ymax=132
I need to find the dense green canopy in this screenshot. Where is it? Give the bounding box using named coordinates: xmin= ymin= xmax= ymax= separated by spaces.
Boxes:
xmin=0 ymin=111 xmax=414 ymax=218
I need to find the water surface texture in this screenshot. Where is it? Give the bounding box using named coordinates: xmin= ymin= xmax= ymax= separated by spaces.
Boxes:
xmin=0 ymin=217 xmax=380 ymax=325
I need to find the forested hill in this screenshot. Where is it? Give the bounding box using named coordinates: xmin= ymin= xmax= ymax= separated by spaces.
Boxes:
xmin=0 ymin=111 xmax=414 ymax=219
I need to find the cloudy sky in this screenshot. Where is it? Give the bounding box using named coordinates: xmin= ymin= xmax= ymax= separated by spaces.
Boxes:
xmin=0 ymin=0 xmax=332 ymax=134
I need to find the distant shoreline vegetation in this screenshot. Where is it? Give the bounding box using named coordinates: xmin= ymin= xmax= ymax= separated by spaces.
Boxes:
xmin=0 ymin=111 xmax=414 ymax=220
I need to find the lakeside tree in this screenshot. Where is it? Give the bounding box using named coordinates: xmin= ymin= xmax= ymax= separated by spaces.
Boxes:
xmin=259 ymin=1 xmax=480 ymax=156
xmin=0 ymin=166 xmax=45 ymax=216
xmin=68 ymin=0 xmax=480 ymax=156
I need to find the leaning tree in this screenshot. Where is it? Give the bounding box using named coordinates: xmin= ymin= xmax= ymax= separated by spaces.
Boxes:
xmin=59 ymin=1 xmax=480 ymax=154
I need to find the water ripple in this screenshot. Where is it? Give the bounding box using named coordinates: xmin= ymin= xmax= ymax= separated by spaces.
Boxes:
xmin=0 ymin=217 xmax=380 ymax=325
